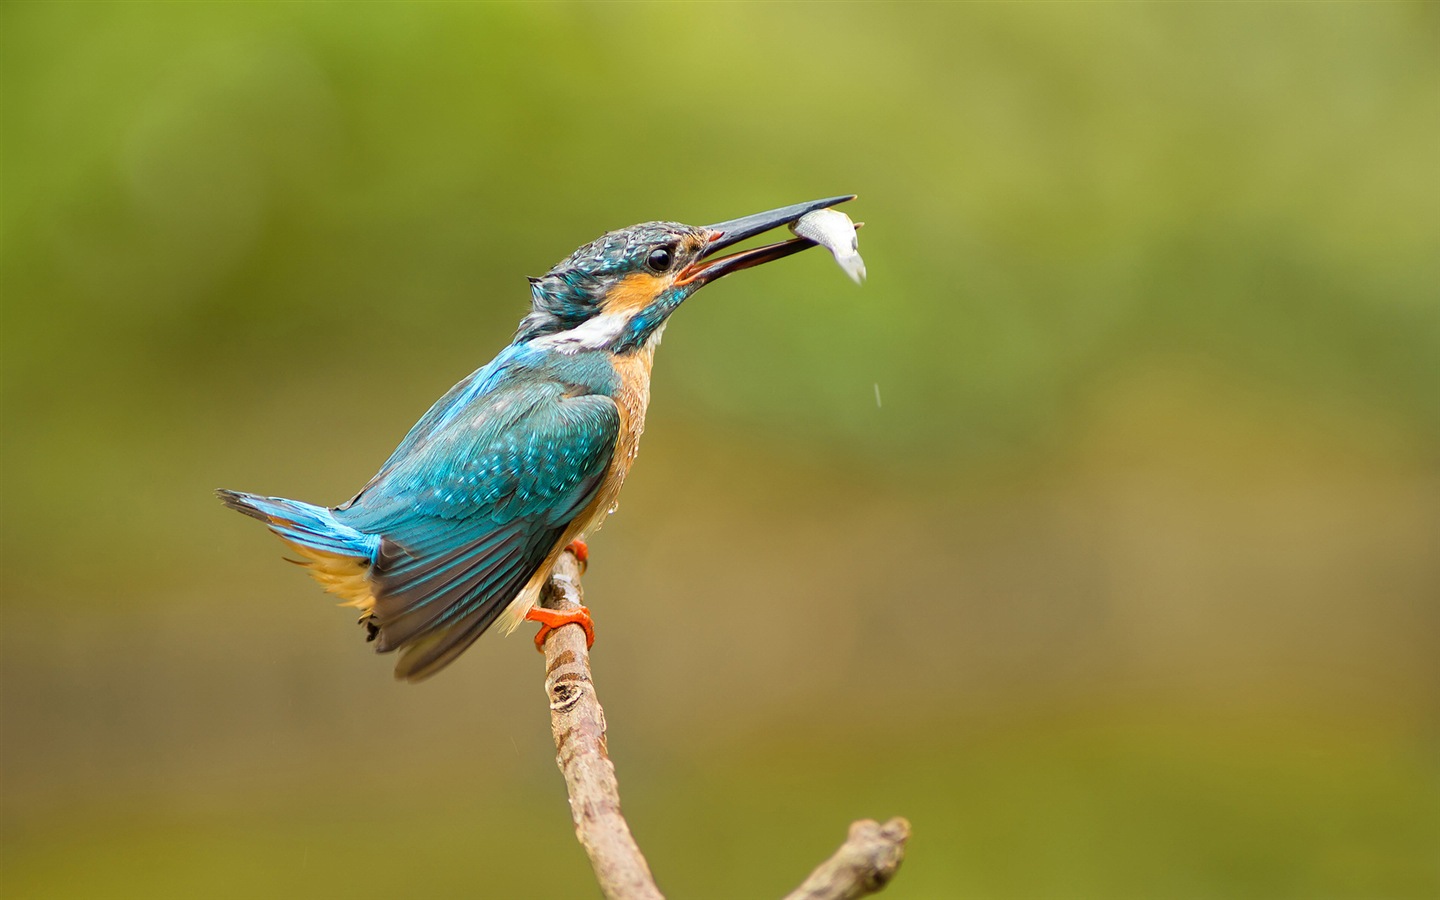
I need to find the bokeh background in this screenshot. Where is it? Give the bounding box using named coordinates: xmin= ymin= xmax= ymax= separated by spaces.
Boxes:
xmin=3 ymin=3 xmax=1437 ymax=898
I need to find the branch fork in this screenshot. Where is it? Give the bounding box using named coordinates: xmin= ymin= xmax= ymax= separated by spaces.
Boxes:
xmin=536 ymin=550 xmax=910 ymax=899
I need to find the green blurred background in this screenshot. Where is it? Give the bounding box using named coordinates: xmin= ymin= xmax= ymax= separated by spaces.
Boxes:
xmin=3 ymin=2 xmax=1437 ymax=898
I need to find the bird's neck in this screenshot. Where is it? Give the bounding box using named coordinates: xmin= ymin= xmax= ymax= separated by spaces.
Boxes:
xmin=611 ymin=323 xmax=660 ymax=402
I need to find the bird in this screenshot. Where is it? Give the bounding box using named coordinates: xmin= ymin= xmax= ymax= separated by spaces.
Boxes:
xmin=218 ymin=195 xmax=856 ymax=681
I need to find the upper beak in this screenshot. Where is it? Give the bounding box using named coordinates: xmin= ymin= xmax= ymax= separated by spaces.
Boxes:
xmin=676 ymin=194 xmax=856 ymax=287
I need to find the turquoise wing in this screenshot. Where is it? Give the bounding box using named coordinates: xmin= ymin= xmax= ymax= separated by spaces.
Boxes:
xmin=337 ymin=375 xmax=618 ymax=680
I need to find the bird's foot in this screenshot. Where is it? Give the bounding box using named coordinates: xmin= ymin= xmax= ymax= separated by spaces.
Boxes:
xmin=525 ymin=605 xmax=595 ymax=652
xmin=565 ymin=538 xmax=589 ymax=572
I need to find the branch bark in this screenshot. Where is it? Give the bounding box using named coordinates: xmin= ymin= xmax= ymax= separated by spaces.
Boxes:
xmin=538 ymin=550 xmax=662 ymax=900
xmin=537 ymin=549 xmax=911 ymax=900
xmin=781 ymin=818 xmax=912 ymax=900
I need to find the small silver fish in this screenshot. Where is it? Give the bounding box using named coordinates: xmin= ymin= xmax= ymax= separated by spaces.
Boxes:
xmin=791 ymin=208 xmax=866 ymax=284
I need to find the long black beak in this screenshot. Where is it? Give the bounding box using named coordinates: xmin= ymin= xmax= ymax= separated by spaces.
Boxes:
xmin=676 ymin=194 xmax=856 ymax=287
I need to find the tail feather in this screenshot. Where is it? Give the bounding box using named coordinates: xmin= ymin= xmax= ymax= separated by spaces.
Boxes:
xmin=217 ymin=488 xmax=382 ymax=612
xmin=217 ymin=489 xmax=380 ymax=559
xmin=217 ymin=487 xmax=547 ymax=682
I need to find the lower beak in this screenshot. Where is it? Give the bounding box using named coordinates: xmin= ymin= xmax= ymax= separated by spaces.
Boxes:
xmin=676 ymin=195 xmax=856 ymax=287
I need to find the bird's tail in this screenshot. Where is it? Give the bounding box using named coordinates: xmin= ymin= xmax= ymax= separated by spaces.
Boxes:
xmin=216 ymin=489 xmax=382 ymax=611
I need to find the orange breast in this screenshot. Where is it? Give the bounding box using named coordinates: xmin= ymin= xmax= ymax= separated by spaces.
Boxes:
xmin=577 ymin=344 xmax=655 ymax=535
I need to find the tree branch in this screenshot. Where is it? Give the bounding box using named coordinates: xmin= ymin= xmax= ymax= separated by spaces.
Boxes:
xmin=537 ymin=549 xmax=910 ymax=900
xmin=781 ymin=818 xmax=912 ymax=900
xmin=538 ymin=550 xmax=662 ymax=900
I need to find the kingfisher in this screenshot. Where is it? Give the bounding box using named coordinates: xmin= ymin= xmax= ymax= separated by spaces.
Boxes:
xmin=218 ymin=195 xmax=856 ymax=681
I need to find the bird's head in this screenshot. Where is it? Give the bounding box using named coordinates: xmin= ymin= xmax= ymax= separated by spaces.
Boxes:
xmin=516 ymin=195 xmax=855 ymax=354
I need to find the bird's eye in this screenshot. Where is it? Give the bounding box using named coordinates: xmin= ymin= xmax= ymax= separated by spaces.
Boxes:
xmin=647 ymin=246 xmax=675 ymax=273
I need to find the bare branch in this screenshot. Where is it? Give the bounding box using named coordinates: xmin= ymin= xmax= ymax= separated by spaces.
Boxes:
xmin=536 ymin=550 xmax=909 ymax=900
xmin=538 ymin=550 xmax=663 ymax=900
xmin=782 ymin=818 xmax=912 ymax=900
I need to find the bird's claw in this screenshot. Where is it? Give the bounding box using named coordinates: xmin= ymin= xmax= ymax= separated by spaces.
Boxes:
xmin=565 ymin=538 xmax=589 ymax=572
xmin=525 ymin=605 xmax=595 ymax=652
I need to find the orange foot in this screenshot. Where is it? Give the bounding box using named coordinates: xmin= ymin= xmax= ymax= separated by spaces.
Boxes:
xmin=525 ymin=605 xmax=595 ymax=652
xmin=566 ymin=538 xmax=589 ymax=571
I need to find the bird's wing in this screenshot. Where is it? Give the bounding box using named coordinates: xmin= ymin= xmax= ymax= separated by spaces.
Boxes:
xmin=338 ymin=375 xmax=619 ymax=680
xmin=342 ymin=344 xmax=527 ymax=506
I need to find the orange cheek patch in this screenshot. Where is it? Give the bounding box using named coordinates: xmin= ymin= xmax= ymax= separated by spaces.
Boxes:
xmin=603 ymin=272 xmax=672 ymax=316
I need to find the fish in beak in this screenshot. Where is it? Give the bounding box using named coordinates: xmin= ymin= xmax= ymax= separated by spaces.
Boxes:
xmin=676 ymin=194 xmax=857 ymax=287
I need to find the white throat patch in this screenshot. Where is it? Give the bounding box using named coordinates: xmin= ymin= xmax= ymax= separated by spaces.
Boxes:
xmin=529 ymin=312 xmax=630 ymax=355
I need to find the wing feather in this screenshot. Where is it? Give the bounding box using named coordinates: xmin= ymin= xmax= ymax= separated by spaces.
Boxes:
xmin=334 ymin=375 xmax=619 ymax=679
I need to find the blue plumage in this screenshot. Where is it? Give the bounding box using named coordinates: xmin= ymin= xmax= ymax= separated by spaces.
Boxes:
xmin=217 ymin=492 xmax=381 ymax=561
xmin=222 ymin=345 xmax=622 ymax=679
xmin=219 ymin=196 xmax=855 ymax=680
